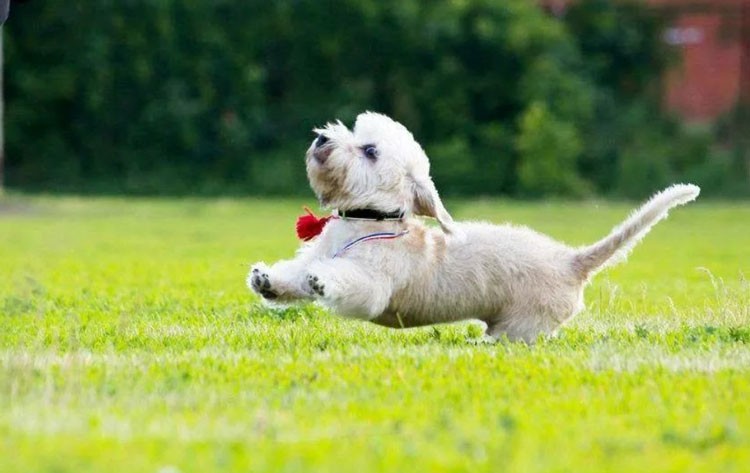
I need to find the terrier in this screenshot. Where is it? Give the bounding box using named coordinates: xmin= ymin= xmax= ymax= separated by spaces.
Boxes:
xmin=248 ymin=112 xmax=699 ymax=342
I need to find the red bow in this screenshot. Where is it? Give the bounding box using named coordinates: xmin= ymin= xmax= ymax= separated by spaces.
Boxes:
xmin=296 ymin=207 xmax=335 ymax=241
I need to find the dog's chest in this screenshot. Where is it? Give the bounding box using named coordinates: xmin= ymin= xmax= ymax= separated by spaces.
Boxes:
xmin=316 ymin=221 xmax=409 ymax=260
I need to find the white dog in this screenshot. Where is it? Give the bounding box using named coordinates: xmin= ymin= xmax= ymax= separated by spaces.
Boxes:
xmin=248 ymin=112 xmax=700 ymax=342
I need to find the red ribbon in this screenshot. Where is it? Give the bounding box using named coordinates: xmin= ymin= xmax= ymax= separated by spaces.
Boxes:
xmin=295 ymin=207 xmax=334 ymax=241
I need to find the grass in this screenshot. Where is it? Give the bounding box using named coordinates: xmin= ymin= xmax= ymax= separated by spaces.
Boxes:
xmin=0 ymin=195 xmax=748 ymax=472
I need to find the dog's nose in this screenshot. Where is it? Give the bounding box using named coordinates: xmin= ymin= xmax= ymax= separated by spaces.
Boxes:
xmin=313 ymin=146 xmax=331 ymax=163
xmin=312 ymin=134 xmax=332 ymax=163
xmin=315 ymin=134 xmax=329 ymax=148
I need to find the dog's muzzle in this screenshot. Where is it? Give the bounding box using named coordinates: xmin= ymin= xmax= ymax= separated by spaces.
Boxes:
xmin=312 ymin=134 xmax=332 ymax=163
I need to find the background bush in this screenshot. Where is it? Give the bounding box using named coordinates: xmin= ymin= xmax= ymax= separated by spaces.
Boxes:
xmin=4 ymin=0 xmax=746 ymax=197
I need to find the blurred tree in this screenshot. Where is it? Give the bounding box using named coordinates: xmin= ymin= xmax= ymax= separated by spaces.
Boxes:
xmin=517 ymin=101 xmax=588 ymax=196
xmin=0 ymin=0 xmax=32 ymax=194
xmin=1 ymin=0 xmax=730 ymax=196
xmin=558 ymin=0 xmax=731 ymax=197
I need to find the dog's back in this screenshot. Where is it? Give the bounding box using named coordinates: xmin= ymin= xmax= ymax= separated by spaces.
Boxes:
xmin=381 ymin=183 xmax=698 ymax=342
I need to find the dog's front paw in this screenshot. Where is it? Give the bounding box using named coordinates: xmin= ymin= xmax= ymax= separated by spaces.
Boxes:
xmin=307 ymin=274 xmax=325 ymax=297
xmin=249 ymin=267 xmax=278 ymax=300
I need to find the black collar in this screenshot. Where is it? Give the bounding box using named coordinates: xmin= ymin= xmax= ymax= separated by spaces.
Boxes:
xmin=337 ymin=208 xmax=405 ymax=221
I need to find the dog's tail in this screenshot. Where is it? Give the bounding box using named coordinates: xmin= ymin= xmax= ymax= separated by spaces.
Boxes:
xmin=572 ymin=184 xmax=700 ymax=280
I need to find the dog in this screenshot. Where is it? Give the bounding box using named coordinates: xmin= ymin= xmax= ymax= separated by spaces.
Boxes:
xmin=248 ymin=112 xmax=700 ymax=343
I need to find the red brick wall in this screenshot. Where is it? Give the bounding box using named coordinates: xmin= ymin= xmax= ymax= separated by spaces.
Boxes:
xmin=653 ymin=0 xmax=746 ymax=121
xmin=542 ymin=0 xmax=749 ymax=122
xmin=662 ymin=10 xmax=742 ymax=121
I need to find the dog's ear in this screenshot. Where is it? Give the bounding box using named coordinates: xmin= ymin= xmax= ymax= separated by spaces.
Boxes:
xmin=411 ymin=175 xmax=454 ymax=233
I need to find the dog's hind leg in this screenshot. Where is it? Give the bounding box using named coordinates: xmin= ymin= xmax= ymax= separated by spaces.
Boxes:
xmin=484 ymin=313 xmax=550 ymax=344
xmin=484 ymin=320 xmax=538 ymax=344
xmin=307 ymin=259 xmax=392 ymax=320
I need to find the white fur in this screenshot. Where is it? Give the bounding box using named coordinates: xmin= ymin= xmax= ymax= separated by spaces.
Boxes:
xmin=248 ymin=112 xmax=700 ymax=343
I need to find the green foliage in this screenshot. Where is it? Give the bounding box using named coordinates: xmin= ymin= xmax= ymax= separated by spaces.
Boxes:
xmin=3 ymin=1 xmax=741 ymax=197
xmin=1 ymin=196 xmax=749 ymax=471
xmin=562 ymin=0 xmax=744 ymax=198
xmin=564 ymin=0 xmax=670 ymax=100
xmin=711 ymin=104 xmax=750 ymax=196
xmin=613 ymin=104 xmax=677 ymax=198
xmin=516 ymin=102 xmax=588 ymax=197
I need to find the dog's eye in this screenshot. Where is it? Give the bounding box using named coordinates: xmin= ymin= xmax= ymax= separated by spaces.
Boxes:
xmin=363 ymin=145 xmax=378 ymax=160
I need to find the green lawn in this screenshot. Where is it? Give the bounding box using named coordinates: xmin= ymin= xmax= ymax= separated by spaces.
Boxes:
xmin=1 ymin=196 xmax=748 ymax=473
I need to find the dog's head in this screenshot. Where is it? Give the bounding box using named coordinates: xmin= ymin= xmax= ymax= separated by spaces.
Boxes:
xmin=306 ymin=112 xmax=454 ymax=232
